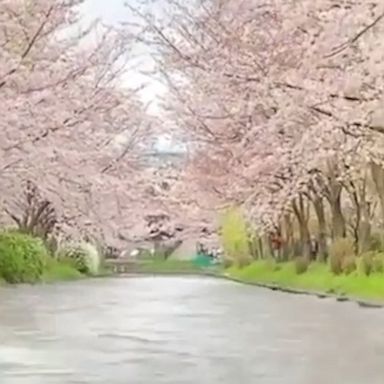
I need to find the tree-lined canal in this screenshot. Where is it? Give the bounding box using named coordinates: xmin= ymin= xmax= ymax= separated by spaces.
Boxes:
xmin=0 ymin=276 xmax=383 ymax=383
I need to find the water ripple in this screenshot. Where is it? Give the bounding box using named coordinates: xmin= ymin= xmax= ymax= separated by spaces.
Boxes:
xmin=1 ymin=276 xmax=384 ymax=383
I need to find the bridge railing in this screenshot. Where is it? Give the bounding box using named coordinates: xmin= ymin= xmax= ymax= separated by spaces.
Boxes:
xmin=104 ymin=259 xmax=143 ymax=274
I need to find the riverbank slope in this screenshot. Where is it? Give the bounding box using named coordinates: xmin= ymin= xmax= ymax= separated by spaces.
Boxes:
xmin=226 ymin=261 xmax=384 ymax=302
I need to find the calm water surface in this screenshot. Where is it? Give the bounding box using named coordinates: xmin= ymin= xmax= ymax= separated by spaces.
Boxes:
xmin=0 ymin=276 xmax=384 ymax=383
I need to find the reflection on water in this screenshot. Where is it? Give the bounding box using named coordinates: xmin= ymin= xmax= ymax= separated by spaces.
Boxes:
xmin=1 ymin=276 xmax=384 ymax=383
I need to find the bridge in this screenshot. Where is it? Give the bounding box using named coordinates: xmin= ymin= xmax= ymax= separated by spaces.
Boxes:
xmin=103 ymin=257 xmax=219 ymax=275
xmin=104 ymin=259 xmax=144 ymax=274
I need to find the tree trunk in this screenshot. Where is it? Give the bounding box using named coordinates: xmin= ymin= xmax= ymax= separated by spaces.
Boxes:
xmin=370 ymin=162 xmax=384 ymax=228
xmin=349 ymin=189 xmax=361 ymax=254
xmin=282 ymin=213 xmax=294 ymax=260
xmin=292 ymin=196 xmax=310 ymax=258
xmin=312 ymin=196 xmax=327 ymax=262
xmin=358 ymin=212 xmax=371 ymax=253
xmin=358 ymin=179 xmax=371 ymax=254
xmin=325 ymin=159 xmax=346 ymax=239
xmin=248 ymin=234 xmax=259 ymax=259
xmin=257 ymin=236 xmax=264 ymax=259
xmin=263 ymin=234 xmax=273 ymax=259
xmin=346 ymin=173 xmax=371 ymax=254
xmin=329 ymin=193 xmax=346 ymax=239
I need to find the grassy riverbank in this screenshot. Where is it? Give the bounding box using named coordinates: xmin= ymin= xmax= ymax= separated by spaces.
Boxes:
xmin=226 ymin=261 xmax=384 ymax=301
xmin=41 ymin=259 xmax=85 ymax=283
xmin=0 ymin=231 xmax=105 ymax=285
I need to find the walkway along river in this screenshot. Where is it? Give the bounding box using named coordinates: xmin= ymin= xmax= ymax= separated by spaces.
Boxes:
xmin=0 ymin=276 xmax=384 ymax=383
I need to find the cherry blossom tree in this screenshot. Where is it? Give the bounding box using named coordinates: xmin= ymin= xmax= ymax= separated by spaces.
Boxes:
xmin=131 ymin=0 xmax=384 ymax=260
xmin=0 ymin=0 xmax=154 ymax=245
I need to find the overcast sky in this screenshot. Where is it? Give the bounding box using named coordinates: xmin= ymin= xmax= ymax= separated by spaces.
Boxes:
xmin=81 ymin=0 xmax=185 ymax=152
xmin=82 ymin=0 xmax=166 ymax=114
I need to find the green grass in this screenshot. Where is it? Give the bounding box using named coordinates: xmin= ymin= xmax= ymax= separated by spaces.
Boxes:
xmin=42 ymin=259 xmax=84 ymax=283
xmin=0 ymin=258 xmax=84 ymax=285
xmin=226 ymin=260 xmax=384 ymax=301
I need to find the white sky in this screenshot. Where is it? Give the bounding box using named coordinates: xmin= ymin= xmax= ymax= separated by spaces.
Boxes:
xmin=81 ymin=0 xmax=167 ymax=115
xmin=82 ymin=0 xmax=184 ymax=152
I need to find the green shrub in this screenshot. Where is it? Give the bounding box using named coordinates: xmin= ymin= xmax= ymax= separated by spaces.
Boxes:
xmin=58 ymin=245 xmax=87 ymax=274
xmin=0 ymin=231 xmax=49 ymax=283
xmin=263 ymin=258 xmax=283 ymax=272
xmin=341 ymin=256 xmax=356 ymax=275
xmin=295 ymin=256 xmax=309 ymax=274
xmin=368 ymin=233 xmax=384 ymax=252
xmin=222 ymin=253 xmax=252 ymax=269
xmin=236 ymin=254 xmax=252 ymax=268
xmin=373 ymin=253 xmax=384 ymax=273
xmin=43 ymin=258 xmax=83 ymax=282
xmin=220 ymin=207 xmax=251 ymax=266
xmin=248 ymin=233 xmax=264 ymax=259
xmin=222 ymin=257 xmax=233 ymax=268
xmin=45 ymin=234 xmax=59 ymax=257
xmin=359 ymin=251 xmax=384 ymax=275
xmin=360 ymin=252 xmax=374 ymax=276
xmin=79 ymin=242 xmax=100 ymax=274
xmin=329 ymin=254 xmax=342 ymax=275
xmin=273 ymin=263 xmax=282 ymax=272
xmin=57 ymin=241 xmax=100 ymax=276
xmin=329 ymin=237 xmax=354 ymax=275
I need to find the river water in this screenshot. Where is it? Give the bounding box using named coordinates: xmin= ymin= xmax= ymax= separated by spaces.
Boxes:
xmin=0 ymin=276 xmax=384 ymax=383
